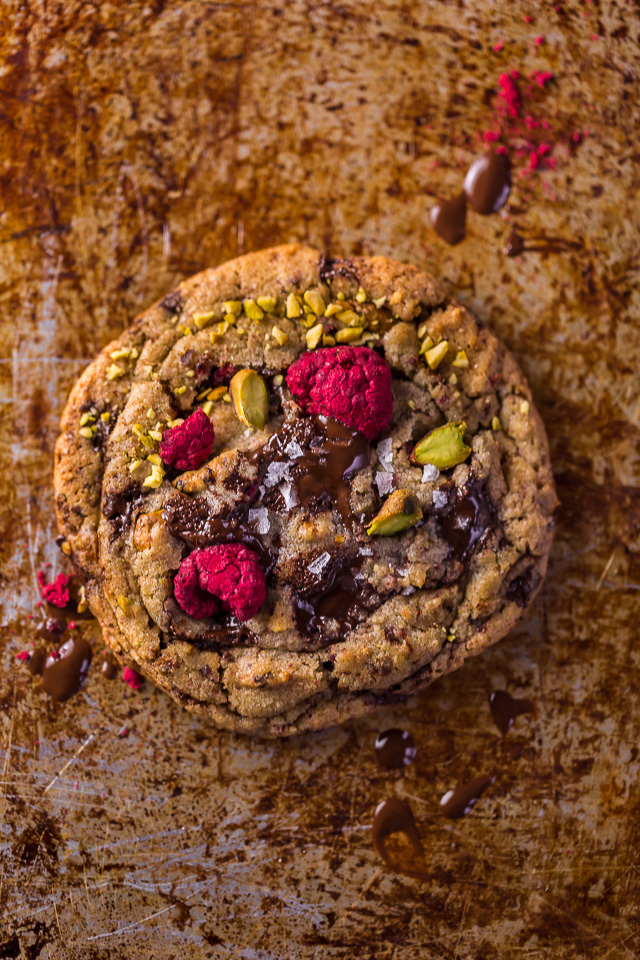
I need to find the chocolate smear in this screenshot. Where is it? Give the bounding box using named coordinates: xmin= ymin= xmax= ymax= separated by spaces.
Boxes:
xmin=28 ymin=647 xmax=48 ymax=676
xmin=464 ymin=151 xmax=511 ymax=214
xmin=436 ymin=479 xmax=493 ymax=561
xmin=430 ymin=191 xmax=467 ymax=246
xmin=41 ymin=635 xmax=92 ymax=702
xmin=490 ymin=690 xmax=535 ymax=736
xmin=374 ymin=729 xmax=417 ymax=770
xmin=440 ymin=773 xmax=494 ymax=819
xmin=372 ymin=797 xmax=425 ymax=868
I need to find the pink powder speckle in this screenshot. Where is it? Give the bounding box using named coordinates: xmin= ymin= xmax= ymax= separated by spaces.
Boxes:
xmin=483 ymin=130 xmax=501 ymax=142
xmin=493 ymin=40 xmax=505 ymax=53
xmin=524 ymin=15 xmax=532 ymax=22
xmin=534 ymin=36 xmax=545 ymax=46
xmin=525 ymin=116 xmax=539 ymax=130
xmin=16 ymin=651 xmax=30 ymax=662
xmin=498 ymin=72 xmax=521 ymax=118
xmin=533 ymin=71 xmax=553 ymax=88
xmin=123 ymin=667 xmax=143 ymax=691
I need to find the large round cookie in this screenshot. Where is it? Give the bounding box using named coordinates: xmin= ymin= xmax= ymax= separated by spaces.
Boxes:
xmin=54 ymin=245 xmax=557 ymax=736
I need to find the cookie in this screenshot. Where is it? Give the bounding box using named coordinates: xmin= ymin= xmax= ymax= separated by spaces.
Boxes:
xmin=54 ymin=245 xmax=557 ymax=736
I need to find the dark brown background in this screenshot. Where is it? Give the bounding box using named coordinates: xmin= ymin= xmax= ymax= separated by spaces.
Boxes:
xmin=1 ymin=1 xmax=639 ymax=957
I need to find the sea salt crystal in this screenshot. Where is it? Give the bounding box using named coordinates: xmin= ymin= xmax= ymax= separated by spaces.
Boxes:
xmin=264 ymin=461 xmax=289 ymax=487
xmin=422 ymin=464 xmax=440 ymax=483
xmin=284 ymin=440 xmax=304 ymax=459
xmin=307 ymin=552 xmax=331 ymax=575
xmin=432 ymin=489 xmax=448 ymax=510
xmin=281 ymin=481 xmax=299 ymax=512
xmin=376 ymin=437 xmax=393 ymax=468
xmin=402 ymin=586 xmax=416 ymax=596
xmin=375 ymin=471 xmax=394 ymax=496
xmin=359 ymin=546 xmax=373 ymax=557
xmin=248 ymin=508 xmax=270 ymax=535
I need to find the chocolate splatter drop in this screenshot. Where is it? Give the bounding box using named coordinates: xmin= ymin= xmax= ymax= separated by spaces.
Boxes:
xmin=430 ymin=192 xmax=467 ymax=246
xmin=489 ymin=690 xmax=535 ymax=736
xmin=374 ymin=729 xmax=417 ymax=770
xmin=464 ymin=151 xmax=511 ymax=214
xmin=41 ymin=635 xmax=93 ymax=702
xmin=372 ymin=797 xmax=424 ymax=868
xmin=440 ymin=774 xmax=494 ymax=819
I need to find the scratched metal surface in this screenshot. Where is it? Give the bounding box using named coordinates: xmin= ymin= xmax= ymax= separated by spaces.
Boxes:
xmin=1 ymin=1 xmax=639 ymax=957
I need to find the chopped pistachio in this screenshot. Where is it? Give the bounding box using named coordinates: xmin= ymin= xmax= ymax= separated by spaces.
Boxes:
xmin=335 ymin=326 xmax=364 ymax=343
xmin=223 ymin=300 xmax=242 ymax=315
xmin=147 ymin=453 xmax=162 ymax=466
xmin=367 ymin=489 xmax=423 ymax=537
xmin=520 ymin=399 xmax=530 ymax=414
xmin=143 ymin=464 xmax=165 ymax=488
xmin=272 ymin=325 xmax=288 ymax=346
xmin=361 ymin=331 xmax=380 ymax=342
xmin=452 ymin=349 xmax=469 ymax=368
xmin=166 ymin=418 xmax=184 ymax=428
xmin=117 ymin=595 xmax=133 ymax=614
xmin=79 ymin=426 xmax=95 ymax=439
xmin=196 ymin=388 xmax=210 ymax=400
xmin=200 ymin=400 xmax=214 ymax=416
xmin=337 ymin=292 xmax=346 ymax=301
xmin=337 ymin=309 xmax=360 ymax=325
xmin=407 ymin=399 xmax=416 ymax=410
xmin=60 ymin=541 xmax=72 ymax=556
xmin=210 ymin=332 xmax=221 ymax=345
xmin=186 ymin=370 xmax=195 ymax=378
xmin=302 ymin=314 xmax=317 ymax=328
xmin=373 ymin=296 xmax=387 ymax=308
xmin=286 ymin=293 xmax=303 ymax=318
xmin=79 ymin=412 xmax=95 ymax=426
xmin=355 ymin=286 xmax=367 ymax=303
xmin=411 ymin=420 xmax=471 ymax=469
xmin=273 ymin=374 xmax=283 ymax=387
xmin=390 ymin=289 xmax=403 ymax=305
xmin=110 ymin=347 xmax=131 ymax=360
xmin=100 ymin=411 xmax=111 ymax=422
xmin=322 ymin=334 xmax=336 ymax=347
xmin=334 ymin=534 xmax=345 ymax=544
xmin=304 ymin=290 xmax=326 ymax=316
xmin=132 ymin=424 xmax=155 ymax=448
xmin=76 ymin=585 xmax=88 ymax=613
xmin=175 ymin=385 xmax=187 ymax=395
xmin=129 ymin=459 xmax=142 ymax=472
xmin=130 ymin=347 xmax=139 ymax=359
xmin=229 ymin=369 xmax=269 ymax=429
xmin=148 ymin=429 xmax=162 ymax=441
xmin=324 ymin=303 xmax=342 ymax=317
xmin=222 ymin=392 xmax=231 ymax=403
xmin=106 ymin=363 xmax=124 ymax=380
xmin=244 ymin=298 xmax=264 ymax=321
xmin=257 ymin=296 xmax=277 ymax=312
xmin=194 ymin=311 xmax=215 ymax=328
xmin=147 ymin=407 xmax=155 ymax=420
xmin=449 ymin=373 xmax=458 ymax=385
xmin=223 ymin=312 xmax=237 ymax=326
xmin=491 ymin=416 xmax=502 ymax=431
xmin=425 ymin=340 xmax=449 ymax=370
xmin=208 ymin=385 xmax=228 ymax=401
xmin=417 ymin=321 xmax=429 ymax=339
xmin=419 ymin=335 xmax=435 ymax=356
xmin=306 ymin=323 xmax=324 ymax=350
xmin=215 ymin=321 xmax=230 ymax=336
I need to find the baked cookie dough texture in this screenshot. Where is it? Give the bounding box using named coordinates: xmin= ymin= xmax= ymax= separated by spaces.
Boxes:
xmin=54 ymin=245 xmax=557 ymax=736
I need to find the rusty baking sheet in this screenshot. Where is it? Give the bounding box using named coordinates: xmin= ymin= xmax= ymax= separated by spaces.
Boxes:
xmin=1 ymin=1 xmax=639 ymax=957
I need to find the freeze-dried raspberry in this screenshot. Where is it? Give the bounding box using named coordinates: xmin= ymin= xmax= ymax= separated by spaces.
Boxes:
xmin=174 ymin=551 xmax=220 ymax=620
xmin=174 ymin=544 xmax=266 ymax=622
xmin=122 ymin=666 xmax=144 ymax=690
xmin=37 ymin=571 xmax=70 ymax=608
xmin=160 ymin=408 xmax=215 ymax=471
xmin=286 ymin=345 xmax=393 ymax=440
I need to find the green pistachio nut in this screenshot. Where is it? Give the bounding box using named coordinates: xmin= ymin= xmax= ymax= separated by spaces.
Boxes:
xmin=410 ymin=420 xmax=471 ymax=469
xmin=366 ymin=489 xmax=423 ymax=537
xmin=229 ymin=369 xmax=269 ymax=430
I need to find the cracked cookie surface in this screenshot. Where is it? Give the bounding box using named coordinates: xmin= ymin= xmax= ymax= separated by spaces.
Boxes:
xmin=54 ymin=244 xmax=557 ymax=736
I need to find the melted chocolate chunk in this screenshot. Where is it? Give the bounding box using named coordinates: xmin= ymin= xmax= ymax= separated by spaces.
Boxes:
xmin=430 ymin=192 xmax=467 ymax=246
xmin=161 ymin=290 xmax=182 ymax=314
xmin=292 ymin=553 xmax=379 ymax=641
xmin=436 ymin=479 xmax=493 ymax=561
xmin=505 ymin=566 xmax=542 ymax=607
xmin=101 ymin=657 xmax=118 ymax=679
xmin=318 ymin=254 xmax=360 ymax=284
xmin=440 ymin=773 xmax=494 ymax=819
xmin=28 ymin=647 xmax=48 ymax=676
xmin=103 ymin=484 xmax=143 ymax=537
xmin=41 ymin=635 xmax=92 ymax=702
xmin=36 ymin=617 xmax=65 ymax=640
xmin=464 ymin=151 xmax=511 ymax=214
xmin=489 ymin=690 xmax=535 ymax=736
xmin=374 ymin=729 xmax=417 ymax=770
xmin=372 ymin=797 xmax=424 ymax=868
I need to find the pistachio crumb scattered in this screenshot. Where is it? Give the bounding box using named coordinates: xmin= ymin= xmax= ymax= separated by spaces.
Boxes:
xmin=417 ymin=321 xmax=429 ymax=339
xmin=304 ymin=290 xmax=326 ymax=316
xmin=355 ymin=286 xmax=367 ymax=303
xmin=129 ymin=459 xmax=142 ymax=472
xmin=117 ymin=595 xmax=133 ymax=614
xmin=273 ymin=374 xmax=283 ymax=387
xmin=208 ymin=386 xmax=228 ymax=401
xmin=324 ymin=303 xmax=342 ymax=317
xmin=449 ymin=373 xmax=458 ymax=385
xmin=257 ymin=296 xmax=277 ymax=313
xmin=520 ymin=399 xmax=530 ymax=414
xmin=337 ymin=309 xmax=360 ymax=324
xmin=210 ymin=332 xmax=222 ymax=345
xmin=367 ymin=489 xmax=423 ymax=537
xmin=100 ymin=411 xmax=111 ymax=422
xmin=337 ymin=292 xmax=346 ymax=301
xmin=335 ymin=327 xmax=363 ymax=343
xmin=335 ymin=534 xmax=345 ymax=544
xmin=106 ymin=363 xmax=124 ymax=380
xmin=146 ymin=408 xmax=155 ymax=420
xmin=148 ymin=429 xmax=163 ymax=441
xmin=110 ymin=347 xmax=131 ymax=360
xmin=306 ymin=323 xmax=324 ymax=350
xmin=244 ymin=299 xmax=264 ymax=321
xmin=194 ymin=311 xmax=214 ymax=329
xmin=143 ymin=464 xmax=165 ymax=488
xmin=285 ymin=293 xmax=302 ymax=318
xmin=452 ymin=349 xmax=469 ymax=368
xmin=186 ymin=371 xmax=195 ymax=378
xmin=79 ymin=426 xmax=95 ymax=439
xmin=407 ymin=400 xmax=416 ymax=410
xmin=322 ymin=334 xmax=336 ymax=347
xmin=491 ymin=416 xmax=502 ymax=431
xmin=373 ymin=296 xmax=387 ymax=308
xmin=130 ymin=347 xmax=139 ymax=359
xmin=390 ymin=289 xmax=403 ymax=305
xmin=60 ymin=541 xmax=72 ymax=556
xmin=419 ymin=335 xmax=435 ymax=356
xmin=200 ymin=400 xmax=213 ymax=416
xmin=223 ymin=300 xmax=242 ymax=315
xmin=425 ymin=340 xmax=449 ymax=370
xmin=196 ymin=388 xmax=210 ymax=400
xmin=147 ymin=453 xmax=162 ymax=466
xmin=79 ymin=412 xmax=95 ymax=426
xmin=175 ymin=385 xmax=187 ymax=395
xmin=272 ymin=325 xmax=288 ymax=346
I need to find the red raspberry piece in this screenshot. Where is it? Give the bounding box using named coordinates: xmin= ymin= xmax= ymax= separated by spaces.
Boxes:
xmin=174 ymin=544 xmax=266 ymax=622
xmin=37 ymin=571 xmax=70 ymax=608
xmin=160 ymin=408 xmax=215 ymax=471
xmin=286 ymin=345 xmax=393 ymax=440
xmin=122 ymin=666 xmax=144 ymax=690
